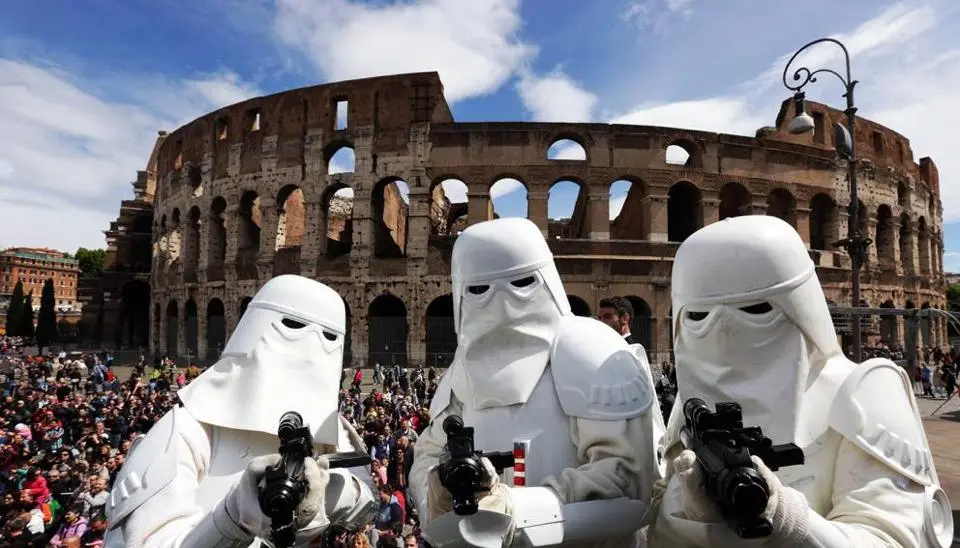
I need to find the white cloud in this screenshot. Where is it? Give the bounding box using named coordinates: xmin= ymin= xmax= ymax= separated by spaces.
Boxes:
xmin=440 ymin=179 xmax=468 ymax=203
xmin=490 ymin=178 xmax=524 ymax=198
xmin=609 ymin=194 xmax=626 ymax=220
xmin=609 ymin=3 xmax=960 ymax=224
xmin=622 ymin=0 xmax=696 ymax=34
xmin=548 ymin=140 xmax=588 ymax=160
xmin=273 ymin=0 xmax=536 ymax=103
xmin=516 ymin=68 xmax=598 ymax=123
xmin=0 ymin=59 xmax=261 ymax=252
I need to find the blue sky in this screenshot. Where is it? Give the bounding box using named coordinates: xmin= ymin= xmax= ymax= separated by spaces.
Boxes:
xmin=1 ymin=0 xmax=959 ymax=270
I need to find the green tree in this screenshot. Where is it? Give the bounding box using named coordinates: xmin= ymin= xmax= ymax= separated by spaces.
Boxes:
xmin=5 ymin=280 xmax=24 ymax=336
xmin=19 ymin=292 xmax=35 ymax=339
xmin=948 ymin=284 xmax=960 ymax=311
xmin=36 ymin=279 xmax=58 ymax=351
xmin=75 ymin=247 xmax=106 ymax=278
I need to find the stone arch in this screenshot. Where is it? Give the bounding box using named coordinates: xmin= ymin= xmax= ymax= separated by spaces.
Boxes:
xmin=430 ymin=178 xmax=469 ymax=236
xmin=879 ymin=300 xmax=897 ymax=344
xmin=766 ymin=188 xmax=796 ymax=226
xmin=921 ymin=301 xmax=932 ymax=346
xmin=548 ymin=179 xmax=587 ymax=238
xmin=667 ymin=181 xmax=702 ymax=242
xmin=425 ymin=294 xmax=456 ymax=368
xmin=624 ymin=295 xmax=653 ymax=352
xmin=719 ymin=182 xmax=750 ymax=220
xmin=238 ymin=191 xmax=262 ymax=251
xmin=489 ymin=177 xmax=528 ymax=219
xmin=372 ymin=177 xmax=410 ymax=258
xmin=184 ymin=299 xmax=199 ymax=361
xmin=206 ymin=298 xmax=226 ymax=359
xmin=897 ymin=182 xmax=911 ymax=208
xmin=917 ymin=217 xmax=931 ymax=274
xmin=899 ymin=214 xmax=915 ymax=272
xmin=208 ymin=197 xmax=227 ymax=267
xmin=547 ymin=138 xmax=587 ymax=161
xmin=876 ymin=205 xmax=895 ymax=261
xmin=567 ymin=295 xmax=591 ymax=317
xmin=809 ymin=193 xmax=837 ymax=250
xmin=665 ymin=138 xmax=701 ymax=168
xmin=367 ymin=294 xmax=408 ymax=366
xmin=275 ymin=184 xmax=305 ymax=250
xmin=322 ymin=183 xmax=353 ymax=259
xmin=239 ymin=296 xmax=253 ymax=319
xmin=326 ymin=142 xmax=355 ymax=174
xmin=185 ymin=206 xmax=201 ymax=273
xmin=165 ymin=300 xmax=179 ymax=357
xmin=118 ymin=280 xmax=150 ymax=349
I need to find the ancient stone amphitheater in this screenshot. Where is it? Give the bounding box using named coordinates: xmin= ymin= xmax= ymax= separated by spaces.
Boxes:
xmin=145 ymin=72 xmax=946 ymax=367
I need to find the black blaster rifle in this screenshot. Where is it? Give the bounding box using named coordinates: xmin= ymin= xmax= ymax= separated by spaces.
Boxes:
xmin=437 ymin=415 xmax=515 ymax=516
xmin=258 ymin=412 xmax=372 ymax=548
xmin=680 ymin=398 xmax=805 ymax=539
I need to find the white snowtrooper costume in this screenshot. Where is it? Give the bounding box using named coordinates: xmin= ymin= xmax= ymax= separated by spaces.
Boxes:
xmin=648 ymin=216 xmax=953 ymax=548
xmin=410 ymin=218 xmax=664 ymax=548
xmin=104 ymin=275 xmax=377 ymax=547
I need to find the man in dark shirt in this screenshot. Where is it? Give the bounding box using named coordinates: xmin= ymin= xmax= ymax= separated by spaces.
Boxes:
xmin=597 ymin=297 xmax=635 ymax=344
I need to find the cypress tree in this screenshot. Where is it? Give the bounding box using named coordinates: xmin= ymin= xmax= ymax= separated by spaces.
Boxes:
xmin=36 ymin=279 xmax=58 ymax=351
xmin=5 ymin=281 xmax=24 ymax=336
xmin=19 ymin=292 xmax=35 ymax=339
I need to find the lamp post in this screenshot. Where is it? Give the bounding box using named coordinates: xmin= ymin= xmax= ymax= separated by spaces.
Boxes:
xmin=782 ymin=37 xmax=871 ymax=363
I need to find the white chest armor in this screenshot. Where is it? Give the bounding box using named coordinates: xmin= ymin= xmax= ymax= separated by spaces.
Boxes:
xmin=458 ymin=368 xmax=578 ymax=487
xmin=774 ymin=429 xmax=842 ymax=515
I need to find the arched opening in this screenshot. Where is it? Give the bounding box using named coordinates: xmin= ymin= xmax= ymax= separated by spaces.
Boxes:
xmin=899 ymin=214 xmax=914 ymax=272
xmin=239 ymin=296 xmax=252 ymax=320
xmin=238 ymin=191 xmax=262 ymax=251
xmin=876 ymin=205 xmax=895 ymax=261
xmin=327 ymin=144 xmax=355 ymax=174
xmin=367 ymin=294 xmax=408 ymax=366
xmin=184 ymin=206 xmax=201 ymax=274
xmin=921 ymin=302 xmax=932 ymax=346
xmin=184 ymin=299 xmax=199 ymax=361
xmin=547 ymin=138 xmax=586 ymax=161
xmin=917 ymin=217 xmax=931 ymax=274
xmin=667 ymin=181 xmax=702 ymax=242
xmin=323 ymin=184 xmax=353 ymax=259
xmin=719 ymin=182 xmax=751 ymax=220
xmin=372 ymin=178 xmax=410 ymax=258
xmin=665 ymin=140 xmax=698 ymax=167
xmin=206 ymin=298 xmax=226 ymax=359
xmin=430 ymin=179 xmax=469 ymax=236
xmin=276 ymin=185 xmax=305 ymax=249
xmin=118 ymin=280 xmax=150 ymax=349
xmin=766 ymin=189 xmax=796 ymax=226
xmin=165 ymin=300 xmax=179 ymax=357
xmin=548 ymin=180 xmax=586 ymax=239
xmin=152 ymin=302 xmax=161 ymax=350
xmin=897 ymin=182 xmax=910 ymax=208
xmin=132 ymin=214 xmax=153 ymax=269
xmin=610 ymin=179 xmax=645 ymax=239
xmin=624 ymin=295 xmax=653 ymax=351
xmin=809 ymin=193 xmax=837 ymax=250
xmin=208 ymin=197 xmax=227 ymax=265
xmin=489 ymin=178 xmax=528 ymax=219
xmin=856 ymin=200 xmax=868 ymax=237
xmin=567 ymin=295 xmax=591 ymax=317
xmin=425 ymin=295 xmax=456 ymax=368
xmin=168 ymin=209 xmax=183 ymax=263
xmin=879 ymin=300 xmax=897 ymax=344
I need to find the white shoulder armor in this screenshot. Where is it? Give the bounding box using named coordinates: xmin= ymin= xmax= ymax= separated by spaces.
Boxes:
xmin=550 ymin=316 xmax=655 ymax=421
xmin=828 ymin=358 xmax=934 ymax=486
xmin=429 ymin=367 xmax=455 ymax=417
xmin=106 ymin=406 xmax=202 ymax=528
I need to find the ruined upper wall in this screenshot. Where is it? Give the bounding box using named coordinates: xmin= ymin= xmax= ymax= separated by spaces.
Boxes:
xmin=157 ymin=72 xmax=453 ymax=179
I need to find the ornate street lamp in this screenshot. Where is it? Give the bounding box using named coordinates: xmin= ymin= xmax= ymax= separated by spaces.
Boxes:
xmin=782 ymin=37 xmax=871 ymax=363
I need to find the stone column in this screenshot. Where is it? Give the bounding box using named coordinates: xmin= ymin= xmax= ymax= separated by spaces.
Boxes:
xmin=196 ymin=306 xmax=208 ymax=362
xmin=701 ymin=198 xmax=720 ymax=226
xmin=224 ymin=205 xmax=240 ymax=282
xmin=588 ymin=191 xmax=610 ymax=240
xmin=866 ymin=215 xmax=878 ymax=265
xmin=299 ymin=198 xmax=322 ymax=277
xmin=644 ymin=194 xmax=669 ymax=242
xmin=197 ymin=213 xmax=210 ymax=281
xmin=792 ymin=207 xmax=811 ymax=248
xmin=744 ymin=197 xmax=767 ymax=216
xmin=466 ymin=186 xmax=488 ymax=226
xmin=900 ymin=225 xmax=917 ymax=275
xmin=528 ymin=191 xmax=548 ymax=237
xmin=256 ymin=198 xmax=279 ymax=279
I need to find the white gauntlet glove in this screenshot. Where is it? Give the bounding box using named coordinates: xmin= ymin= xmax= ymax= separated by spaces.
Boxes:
xmin=213 ymin=454 xmax=331 ymax=540
xmin=673 ymin=449 xmax=811 ymax=546
xmin=427 ymin=457 xmax=512 ymax=521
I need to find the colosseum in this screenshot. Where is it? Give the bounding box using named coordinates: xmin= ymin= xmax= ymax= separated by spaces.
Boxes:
xmin=108 ymin=71 xmax=946 ymax=366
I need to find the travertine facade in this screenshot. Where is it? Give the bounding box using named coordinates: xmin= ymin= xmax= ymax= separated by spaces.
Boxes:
xmin=146 ymin=72 xmax=947 ymax=366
